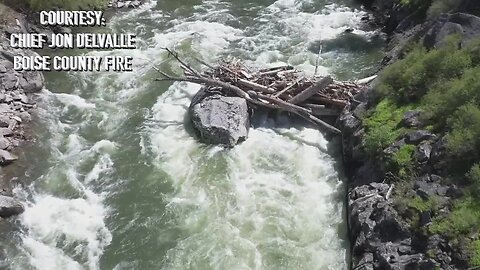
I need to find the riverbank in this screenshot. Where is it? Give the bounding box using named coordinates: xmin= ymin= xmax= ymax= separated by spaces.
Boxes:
xmin=341 ymin=0 xmax=480 ymax=268
xmin=0 ymin=3 xmax=44 ymax=216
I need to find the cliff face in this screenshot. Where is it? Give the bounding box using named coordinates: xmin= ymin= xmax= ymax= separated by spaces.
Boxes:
xmin=341 ymin=1 xmax=480 ymax=269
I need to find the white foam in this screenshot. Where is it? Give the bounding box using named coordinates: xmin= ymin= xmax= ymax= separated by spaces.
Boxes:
xmin=21 ymin=194 xmax=112 ymax=270
xmin=14 ymin=0 xmax=375 ymax=268
xmin=55 ymin=93 xmax=96 ymax=110
xmin=21 ymin=238 xmax=83 ymax=270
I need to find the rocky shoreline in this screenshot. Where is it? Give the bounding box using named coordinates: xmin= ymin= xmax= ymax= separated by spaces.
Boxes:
xmin=338 ymin=1 xmax=480 ymax=269
xmin=0 ymin=3 xmax=45 ymax=218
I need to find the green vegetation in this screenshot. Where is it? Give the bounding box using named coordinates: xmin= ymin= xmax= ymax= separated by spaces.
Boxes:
xmin=25 ymin=0 xmax=108 ymax=10
xmin=408 ymin=196 xmax=438 ymax=213
xmin=427 ymin=0 xmax=462 ymax=18
xmin=470 ymin=240 xmax=480 ymax=267
xmin=376 ymin=38 xmax=472 ymax=103
xmin=373 ymin=38 xmax=480 ymax=172
xmin=362 ymin=99 xmax=413 ymax=156
xmin=390 ymin=144 xmax=416 ymax=176
xmin=430 ymin=198 xmax=480 ymax=238
xmin=364 ymin=36 xmax=480 ymax=266
xmin=399 ymin=0 xmax=462 ymax=19
xmin=467 ymin=164 xmax=480 ymax=193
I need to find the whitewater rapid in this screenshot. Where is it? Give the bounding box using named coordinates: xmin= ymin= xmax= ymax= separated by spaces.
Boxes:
xmin=5 ymin=0 xmax=383 ymax=269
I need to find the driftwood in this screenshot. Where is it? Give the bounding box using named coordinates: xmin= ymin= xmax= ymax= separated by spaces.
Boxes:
xmin=385 ymin=184 xmax=395 ymax=200
xmin=154 ymin=48 xmax=373 ymax=135
xmin=288 ymin=76 xmax=333 ymax=104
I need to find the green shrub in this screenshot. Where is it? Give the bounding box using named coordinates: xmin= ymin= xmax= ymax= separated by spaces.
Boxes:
xmin=376 ymin=38 xmax=471 ymax=102
xmin=372 ymin=34 xmax=480 ymax=269
xmin=26 ymin=0 xmax=108 ymax=10
xmin=363 ymin=99 xmax=412 ymax=156
xmin=408 ymin=196 xmax=439 ymax=212
xmin=430 ymin=198 xmax=480 ymax=237
xmin=470 ymin=239 xmax=480 ymax=267
xmin=468 ymin=164 xmax=480 ymax=195
xmin=427 ymin=0 xmax=461 ymax=18
xmin=424 ymin=68 xmax=480 ymax=129
xmin=390 ymin=144 xmax=416 ymax=172
xmin=446 ymin=104 xmax=480 ymax=159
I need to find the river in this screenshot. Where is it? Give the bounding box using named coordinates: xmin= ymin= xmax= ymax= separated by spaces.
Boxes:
xmin=2 ymin=0 xmax=383 ymax=269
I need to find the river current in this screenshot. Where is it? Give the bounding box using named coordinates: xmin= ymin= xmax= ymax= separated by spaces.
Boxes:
xmin=2 ymin=0 xmax=383 ymax=269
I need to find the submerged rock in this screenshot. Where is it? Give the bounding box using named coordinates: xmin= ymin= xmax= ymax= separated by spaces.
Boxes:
xmin=189 ymin=90 xmax=249 ymax=147
xmin=0 ymin=195 xmax=24 ymax=218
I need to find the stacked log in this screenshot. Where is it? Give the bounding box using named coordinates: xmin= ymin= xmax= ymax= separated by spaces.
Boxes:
xmin=155 ymin=49 xmax=375 ymax=135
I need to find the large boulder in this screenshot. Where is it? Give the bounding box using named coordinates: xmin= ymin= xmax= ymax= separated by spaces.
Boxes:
xmin=0 ymin=195 xmax=24 ymax=218
xmin=189 ymin=89 xmax=249 ymax=147
xmin=424 ymin=13 xmax=480 ymax=49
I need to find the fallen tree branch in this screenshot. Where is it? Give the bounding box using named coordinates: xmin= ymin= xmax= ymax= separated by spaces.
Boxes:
xmin=288 ymin=76 xmax=333 ymax=104
xmin=385 ymin=184 xmax=395 ymax=200
xmin=153 ymin=49 xmax=365 ymax=135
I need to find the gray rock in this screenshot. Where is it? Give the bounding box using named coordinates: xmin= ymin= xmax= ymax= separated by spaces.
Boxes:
xmin=0 ymin=128 xmax=13 ymax=137
xmin=0 ymin=116 xmax=10 ymax=128
xmin=20 ymin=71 xmax=44 ymax=93
xmin=0 ymin=149 xmax=17 ymax=165
xmin=352 ymin=161 xmax=384 ymax=186
xmin=130 ymin=0 xmax=141 ymax=7
xmin=0 ymin=195 xmax=24 ymax=218
xmin=339 ymin=112 xmax=361 ymax=136
xmin=18 ymin=112 xmax=31 ymax=122
xmin=0 ymin=104 xmax=11 ymax=114
xmin=401 ymin=110 xmax=422 ymax=128
xmin=414 ymin=180 xmax=436 ymax=199
xmin=353 ymin=102 xmax=368 ymax=119
xmin=405 ymin=130 xmax=435 ymax=144
xmin=430 ymin=174 xmax=443 ymax=183
xmin=413 ymin=178 xmax=448 ymax=200
xmin=0 ymin=65 xmax=6 ymax=73
xmin=383 ymin=139 xmax=406 ymax=155
xmin=420 ymin=211 xmax=432 ymax=226
xmin=0 ymin=137 xmax=10 ymax=150
xmin=190 ymin=93 xmax=249 ymax=147
xmin=446 ymin=185 xmax=463 ymax=199
xmin=57 ymin=27 xmax=72 ymax=34
xmin=2 ymin=73 xmax=17 ymax=90
xmin=414 ymin=142 xmax=432 ymax=163
xmin=430 ymin=136 xmax=447 ymax=162
xmin=424 ymin=13 xmax=480 ymax=49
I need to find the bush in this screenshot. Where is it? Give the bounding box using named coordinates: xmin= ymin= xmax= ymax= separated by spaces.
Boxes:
xmin=26 ymin=0 xmax=108 ymax=10
xmin=430 ymin=198 xmax=480 ymax=237
xmin=376 ymin=38 xmax=471 ymax=102
xmin=446 ymin=104 xmax=480 ymax=159
xmin=425 ymin=68 xmax=480 ymax=129
xmin=427 ymin=0 xmax=461 ymax=18
xmin=390 ymin=144 xmax=416 ymax=174
xmin=372 ymin=34 xmax=480 ymax=269
xmin=468 ymin=164 xmax=480 ymax=195
xmin=363 ymin=99 xmax=412 ymax=156
xmin=470 ymin=240 xmax=480 ymax=267
xmin=408 ymin=196 xmax=439 ymax=212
